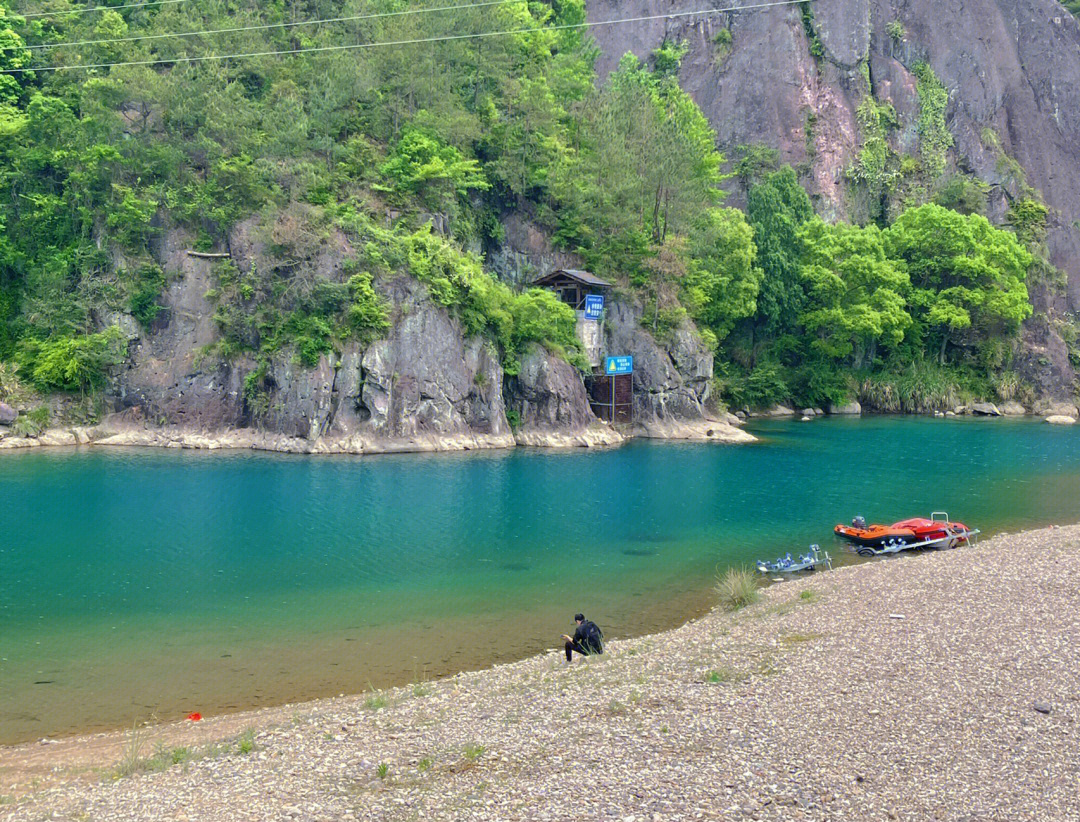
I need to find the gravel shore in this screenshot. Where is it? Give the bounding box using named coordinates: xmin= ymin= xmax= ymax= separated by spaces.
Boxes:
xmin=3 ymin=525 xmax=1078 ymax=821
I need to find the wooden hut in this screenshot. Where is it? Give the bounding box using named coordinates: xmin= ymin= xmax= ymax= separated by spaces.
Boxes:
xmin=531 ymin=269 xmax=612 ymax=310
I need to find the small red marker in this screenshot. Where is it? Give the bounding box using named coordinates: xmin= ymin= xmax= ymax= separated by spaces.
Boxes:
xmin=186 ymin=712 xmax=202 ymax=721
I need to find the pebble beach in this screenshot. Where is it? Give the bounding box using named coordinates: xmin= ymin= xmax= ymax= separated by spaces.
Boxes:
xmin=3 ymin=524 xmax=1078 ymax=821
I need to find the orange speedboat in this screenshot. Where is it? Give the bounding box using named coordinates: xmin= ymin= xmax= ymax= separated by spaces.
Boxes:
xmin=835 ymin=513 xmax=977 ymax=555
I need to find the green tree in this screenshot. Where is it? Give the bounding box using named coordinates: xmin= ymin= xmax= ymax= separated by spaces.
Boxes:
xmin=683 ymin=207 xmax=762 ymax=345
xmin=747 ymin=166 xmax=814 ymax=336
xmin=380 ymin=127 xmax=490 ymax=211
xmin=18 ymin=326 xmax=127 ymax=393
xmin=884 ymin=204 xmax=1033 ymax=363
xmin=798 ymin=219 xmax=911 ymax=367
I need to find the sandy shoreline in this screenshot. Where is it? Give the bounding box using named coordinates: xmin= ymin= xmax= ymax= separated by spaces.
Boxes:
xmin=2 ymin=523 xmax=1078 ymax=820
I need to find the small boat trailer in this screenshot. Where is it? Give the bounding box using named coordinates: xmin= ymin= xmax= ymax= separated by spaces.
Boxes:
xmin=757 ymin=544 xmax=833 ymax=574
xmin=848 ymin=512 xmax=980 ymax=557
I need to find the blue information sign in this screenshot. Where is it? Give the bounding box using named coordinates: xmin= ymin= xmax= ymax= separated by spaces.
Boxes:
xmin=605 ymin=355 xmax=633 ymax=375
xmin=583 ymin=293 xmax=605 ymax=320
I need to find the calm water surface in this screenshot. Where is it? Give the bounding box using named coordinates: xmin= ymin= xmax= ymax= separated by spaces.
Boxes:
xmin=2 ymin=417 xmax=1079 ymax=744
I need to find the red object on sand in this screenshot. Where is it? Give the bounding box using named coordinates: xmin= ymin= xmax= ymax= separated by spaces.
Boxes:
xmin=186 ymin=712 xmax=202 ymax=721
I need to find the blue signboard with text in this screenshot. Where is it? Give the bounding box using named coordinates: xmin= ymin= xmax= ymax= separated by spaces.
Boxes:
xmin=605 ymin=355 xmax=633 ymax=375
xmin=583 ymin=294 xmax=605 ymax=320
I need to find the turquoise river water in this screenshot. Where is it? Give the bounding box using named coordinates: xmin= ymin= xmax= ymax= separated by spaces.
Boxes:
xmin=2 ymin=416 xmax=1079 ymax=745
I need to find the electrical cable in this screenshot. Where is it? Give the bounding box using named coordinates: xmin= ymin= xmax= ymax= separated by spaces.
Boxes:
xmin=17 ymin=0 xmax=195 ymax=20
xmin=2 ymin=0 xmax=816 ymax=73
xmin=13 ymin=0 xmax=514 ymax=53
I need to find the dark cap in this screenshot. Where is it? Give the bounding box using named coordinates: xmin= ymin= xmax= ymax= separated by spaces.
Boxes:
xmin=574 ymin=613 xmax=585 ymax=622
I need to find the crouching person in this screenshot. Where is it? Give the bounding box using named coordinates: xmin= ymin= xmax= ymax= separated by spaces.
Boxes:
xmin=562 ymin=613 xmax=604 ymax=662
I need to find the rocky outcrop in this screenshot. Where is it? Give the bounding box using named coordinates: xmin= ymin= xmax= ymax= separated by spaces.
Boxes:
xmin=605 ymin=300 xmax=710 ymax=431
xmin=0 ymin=402 xmax=16 ymax=425
xmin=119 ymin=227 xmax=250 ymax=428
xmin=507 ymin=346 xmax=623 ymax=448
xmin=1035 ymin=400 xmax=1080 ymax=419
xmin=7 ymin=210 xmax=760 ymax=453
xmin=586 ymin=0 xmax=1080 ymax=392
xmin=1000 ymin=401 xmax=1027 ymax=416
xmin=971 ymin=402 xmax=1002 ymax=417
xmin=1045 ymin=415 xmax=1076 ymax=425
xmin=347 ymin=277 xmax=514 ymax=450
xmin=588 ymin=0 xmax=1080 ymax=301
xmin=604 ymin=300 xmax=751 ymax=442
xmin=827 ymin=401 xmax=862 ymax=415
xmin=104 ymin=221 xmax=523 ymax=454
xmin=487 ymin=212 xmax=583 ymax=288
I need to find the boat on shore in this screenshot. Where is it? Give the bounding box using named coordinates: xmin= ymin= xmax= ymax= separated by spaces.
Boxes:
xmin=757 ymin=544 xmax=832 ymax=574
xmin=835 ymin=512 xmax=978 ymax=557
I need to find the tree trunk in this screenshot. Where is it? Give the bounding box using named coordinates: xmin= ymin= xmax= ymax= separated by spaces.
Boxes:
xmin=652 ymin=183 xmax=663 ymax=242
xmin=938 ymin=334 xmax=948 ymax=365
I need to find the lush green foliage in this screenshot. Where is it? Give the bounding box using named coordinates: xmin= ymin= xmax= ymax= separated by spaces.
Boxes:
xmin=912 ymin=62 xmax=952 ymax=179
xmin=723 ymin=195 xmax=1036 ymax=409
xmin=549 ymin=48 xmax=726 ymax=279
xmin=17 ymin=326 xmax=127 ymax=393
xmin=0 ymin=0 xmax=1048 ymax=419
xmin=799 ymin=219 xmax=910 ymax=366
xmin=683 ymin=208 xmax=761 ymax=345
xmin=884 ymin=204 xmax=1032 ymax=365
xmin=747 ymin=167 xmax=814 ymax=336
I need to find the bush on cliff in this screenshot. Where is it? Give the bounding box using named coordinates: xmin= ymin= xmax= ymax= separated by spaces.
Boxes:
xmin=17 ymin=326 xmax=126 ymax=394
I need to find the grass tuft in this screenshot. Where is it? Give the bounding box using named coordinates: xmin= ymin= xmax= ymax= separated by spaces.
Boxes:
xmin=113 ymin=722 xmax=148 ymax=778
xmin=463 ymin=743 xmax=485 ymax=762
xmin=716 ymin=566 xmax=760 ymax=611
xmin=236 ymin=728 xmax=256 ymax=755
xmin=799 ymin=588 xmax=820 ymax=603
xmin=704 ymin=666 xmax=746 ymax=684
xmin=364 ymin=687 xmax=388 ymax=711
xmin=607 ymin=700 xmax=628 ymax=716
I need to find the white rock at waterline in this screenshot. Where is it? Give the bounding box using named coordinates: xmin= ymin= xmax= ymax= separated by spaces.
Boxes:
xmin=1045 ymin=415 xmax=1076 ymax=425
xmin=971 ymin=402 xmax=1001 ymax=416
xmin=765 ymin=405 xmax=795 ymax=417
xmin=827 ymin=401 xmax=861 ymax=415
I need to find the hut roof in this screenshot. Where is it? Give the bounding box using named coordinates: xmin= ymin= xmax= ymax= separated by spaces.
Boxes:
xmin=531 ymin=269 xmax=613 ymax=289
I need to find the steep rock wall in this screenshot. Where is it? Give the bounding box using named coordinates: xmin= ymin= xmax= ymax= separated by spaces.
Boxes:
xmin=506 ymin=345 xmax=623 ymax=447
xmin=119 ymin=228 xmax=250 ymax=429
xmin=587 ymin=0 xmax=1080 ymax=307
xmin=82 ymin=219 xmax=745 ymax=452
xmin=605 ymin=299 xmax=752 ymax=441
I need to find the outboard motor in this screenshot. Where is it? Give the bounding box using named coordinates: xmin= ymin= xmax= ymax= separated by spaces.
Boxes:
xmin=852 ymin=516 xmax=867 ymax=529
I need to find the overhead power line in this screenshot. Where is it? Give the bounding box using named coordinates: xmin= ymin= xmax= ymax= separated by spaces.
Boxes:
xmin=2 ymin=0 xmax=816 ymax=74
xmin=17 ymin=0 xmax=195 ymax=20
xmin=13 ymin=0 xmax=515 ymax=53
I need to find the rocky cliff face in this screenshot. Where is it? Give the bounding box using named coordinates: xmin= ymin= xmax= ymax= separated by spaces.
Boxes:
xmin=109 ymin=230 xmax=521 ymax=452
xmin=605 ymin=299 xmax=753 ymax=442
xmin=587 ymin=0 xmax=1080 ymax=368
xmin=506 ymin=345 xmax=625 ymax=447
xmin=28 ymin=212 xmax=744 ymax=453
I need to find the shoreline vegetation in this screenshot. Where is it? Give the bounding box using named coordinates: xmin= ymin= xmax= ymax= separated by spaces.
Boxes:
xmin=3 ymin=524 xmax=1078 ymax=819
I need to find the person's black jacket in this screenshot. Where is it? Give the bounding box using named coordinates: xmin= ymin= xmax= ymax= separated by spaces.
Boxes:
xmin=573 ymin=620 xmax=604 ymax=654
